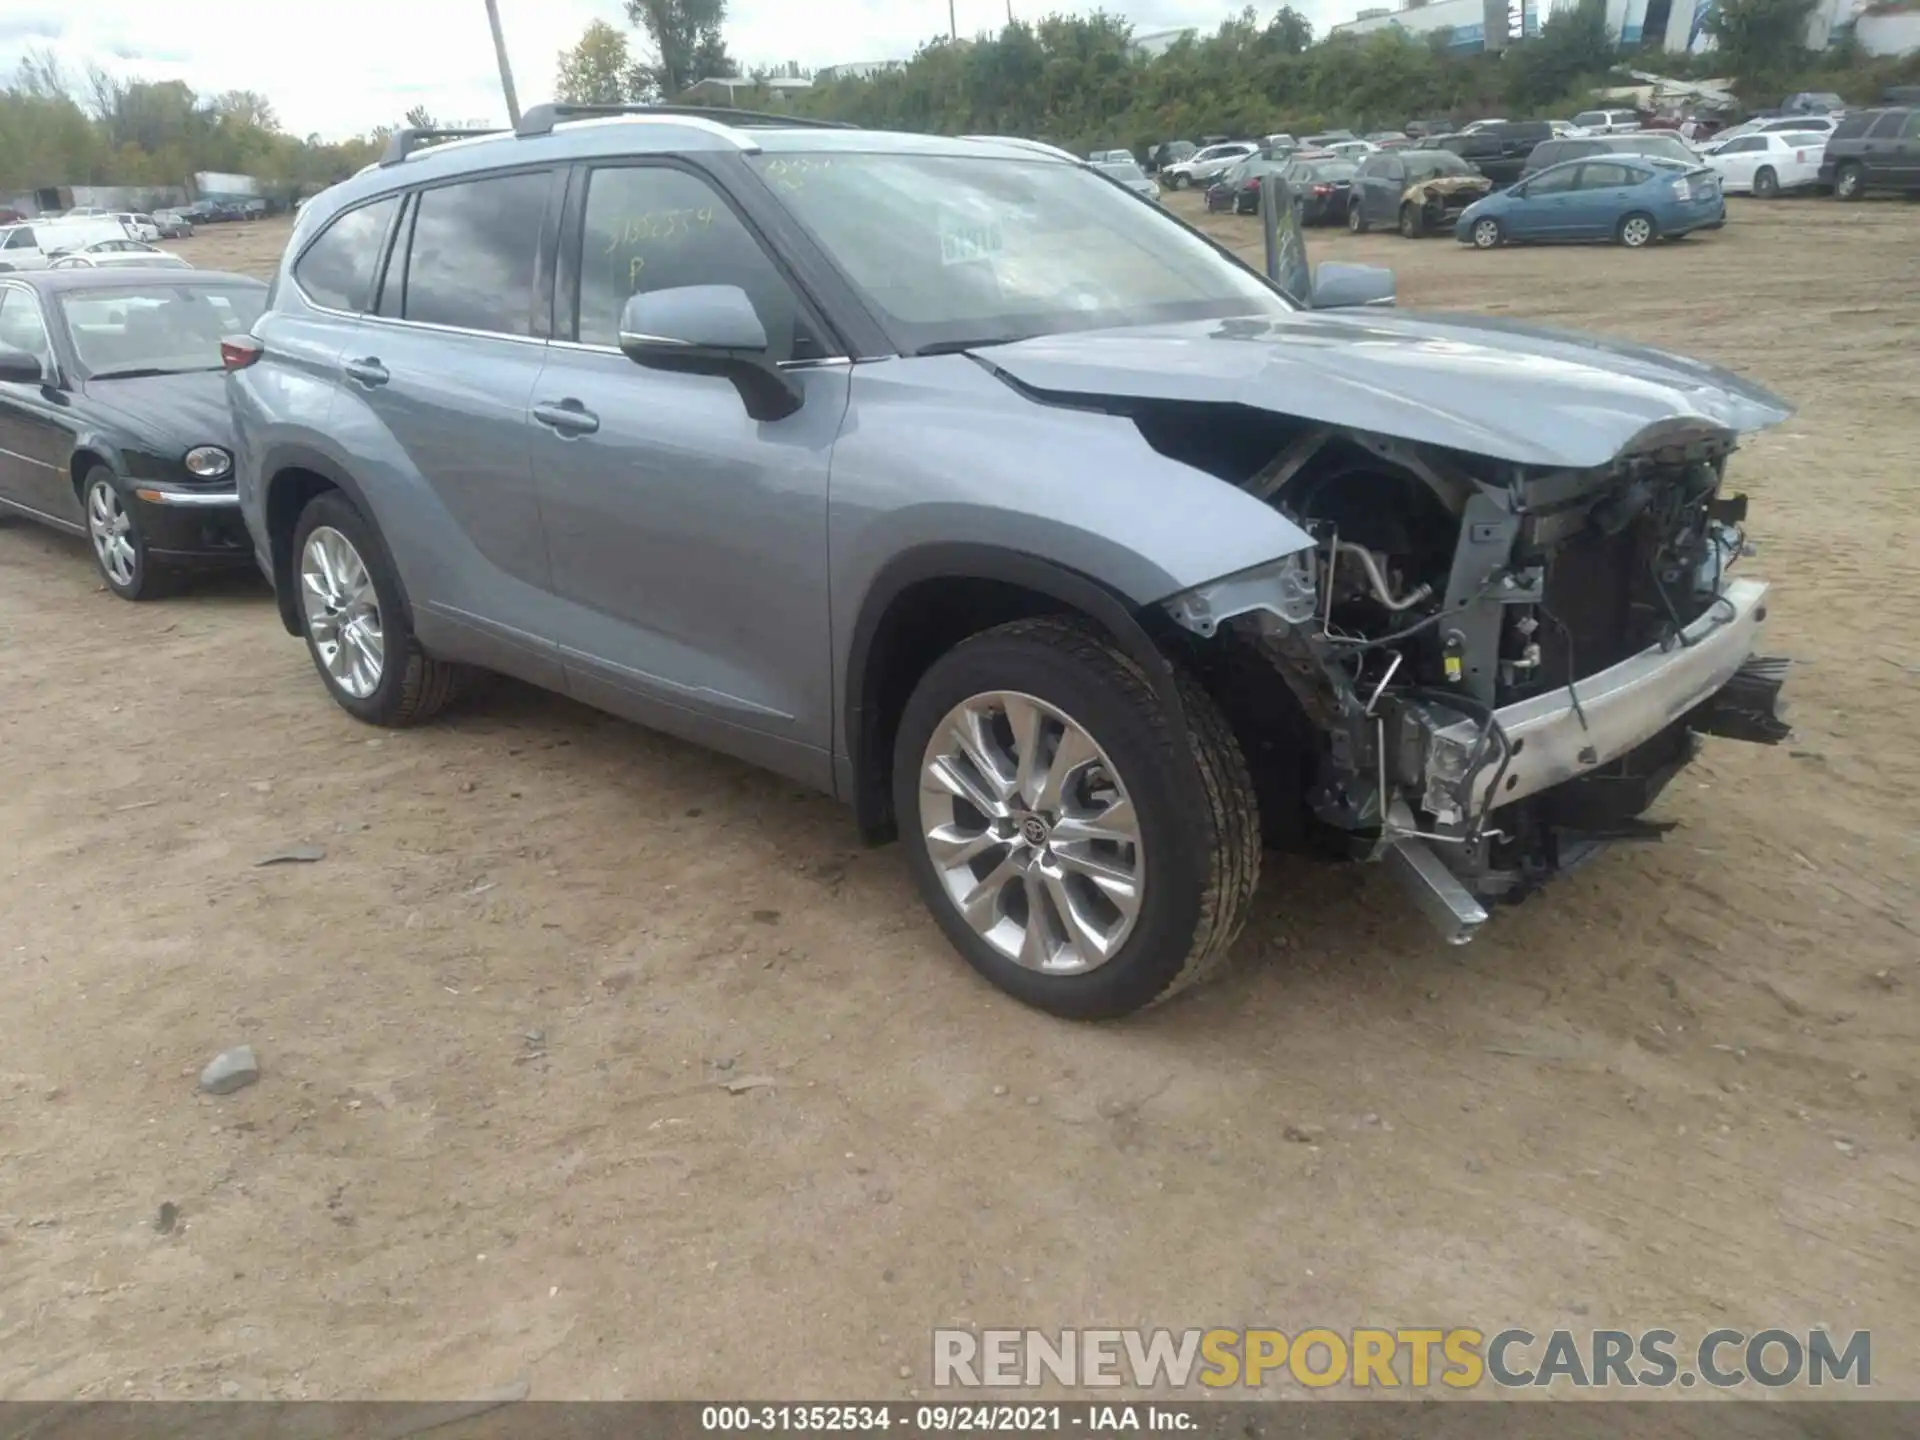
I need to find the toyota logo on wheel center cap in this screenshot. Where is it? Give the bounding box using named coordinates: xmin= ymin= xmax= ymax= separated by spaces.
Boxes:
xmin=1020 ymin=816 xmax=1050 ymax=846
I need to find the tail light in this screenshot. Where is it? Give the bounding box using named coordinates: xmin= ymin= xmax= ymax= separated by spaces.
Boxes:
xmin=1312 ymin=184 xmax=1331 ymax=195
xmin=220 ymin=335 xmax=262 ymax=370
xmin=1669 ymin=177 xmax=1691 ymax=201
xmin=1795 ymin=149 xmax=1807 ymax=163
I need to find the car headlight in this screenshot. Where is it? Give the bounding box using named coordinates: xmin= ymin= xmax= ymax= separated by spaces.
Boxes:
xmin=184 ymin=445 xmax=232 ymax=478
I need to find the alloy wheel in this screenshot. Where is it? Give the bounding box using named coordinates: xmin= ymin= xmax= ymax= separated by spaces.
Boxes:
xmin=1621 ymin=215 xmax=1653 ymax=247
xmin=917 ymin=690 xmax=1145 ymax=976
xmin=300 ymin=525 xmax=385 ymax=699
xmin=1473 ymin=218 xmax=1500 ymax=248
xmin=86 ymin=479 xmax=137 ymax=588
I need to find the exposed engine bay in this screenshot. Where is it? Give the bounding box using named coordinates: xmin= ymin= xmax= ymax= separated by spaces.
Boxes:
xmin=1140 ymin=404 xmax=1792 ymax=942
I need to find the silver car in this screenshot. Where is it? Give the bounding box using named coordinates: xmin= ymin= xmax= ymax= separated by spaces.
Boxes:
xmin=229 ymin=107 xmax=1792 ymax=1019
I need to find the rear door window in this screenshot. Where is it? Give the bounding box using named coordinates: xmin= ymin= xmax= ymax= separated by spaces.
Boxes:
xmin=1575 ymin=162 xmax=1639 ymax=189
xmin=395 ymin=170 xmax=553 ymax=336
xmin=294 ymin=196 xmax=398 ymax=312
xmin=1867 ymin=112 xmax=1904 ymax=138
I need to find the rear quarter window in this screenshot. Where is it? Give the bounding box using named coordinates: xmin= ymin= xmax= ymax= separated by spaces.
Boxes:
xmin=293 ymin=196 xmax=398 ymax=312
xmin=1830 ymin=112 xmax=1875 ymax=139
xmin=1867 ymin=112 xmax=1905 ymax=138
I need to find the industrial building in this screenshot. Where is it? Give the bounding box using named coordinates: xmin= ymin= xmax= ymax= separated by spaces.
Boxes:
xmin=1329 ymin=0 xmax=1540 ymax=51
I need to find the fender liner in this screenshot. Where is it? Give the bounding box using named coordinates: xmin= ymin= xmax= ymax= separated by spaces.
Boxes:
xmin=843 ymin=542 xmax=1191 ymax=843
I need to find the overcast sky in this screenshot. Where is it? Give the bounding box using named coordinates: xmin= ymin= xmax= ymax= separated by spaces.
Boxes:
xmin=0 ymin=0 xmax=1358 ymax=141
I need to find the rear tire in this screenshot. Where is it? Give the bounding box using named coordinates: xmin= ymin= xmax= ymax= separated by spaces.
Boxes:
xmin=291 ymin=490 xmax=466 ymax=728
xmin=1169 ymin=172 xmax=1189 ymax=190
xmin=892 ymin=617 xmax=1260 ymax=1020
xmin=1616 ymin=211 xmax=1656 ymax=248
xmin=1752 ymin=166 xmax=1779 ymax=199
xmin=1834 ymin=162 xmax=1864 ymax=201
xmin=1348 ymin=202 xmax=1369 ymax=234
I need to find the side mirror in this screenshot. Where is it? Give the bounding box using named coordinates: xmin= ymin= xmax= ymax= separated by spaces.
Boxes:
xmin=0 ymin=347 xmax=46 ymax=384
xmin=1312 ymin=263 xmax=1396 ymax=309
xmin=617 ymin=285 xmax=801 ymax=423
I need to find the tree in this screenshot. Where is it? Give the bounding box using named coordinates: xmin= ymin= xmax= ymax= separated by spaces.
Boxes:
xmin=625 ymin=0 xmax=735 ymax=96
xmin=213 ymin=90 xmax=280 ymax=131
xmin=1703 ymin=0 xmax=1820 ymax=92
xmin=404 ymin=104 xmax=437 ymax=129
xmin=557 ymin=19 xmax=637 ymax=103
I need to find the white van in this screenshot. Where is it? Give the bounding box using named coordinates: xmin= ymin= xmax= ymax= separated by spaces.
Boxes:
xmin=0 ymin=216 xmax=137 ymax=271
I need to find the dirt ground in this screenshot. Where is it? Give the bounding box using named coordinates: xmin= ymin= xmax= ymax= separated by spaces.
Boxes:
xmin=2 ymin=196 xmax=1917 ymax=1403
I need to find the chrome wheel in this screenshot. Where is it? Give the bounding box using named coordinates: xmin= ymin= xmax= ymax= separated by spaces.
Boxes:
xmin=917 ymin=691 xmax=1145 ymax=976
xmin=1472 ymin=218 xmax=1501 ymax=249
xmin=86 ymin=479 xmax=137 ymax=587
xmin=1621 ymin=215 xmax=1653 ymax=247
xmin=300 ymin=525 xmax=384 ymax=699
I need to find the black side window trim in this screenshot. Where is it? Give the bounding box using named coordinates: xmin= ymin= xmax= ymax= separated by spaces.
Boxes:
xmin=555 ymin=156 xmax=841 ymax=358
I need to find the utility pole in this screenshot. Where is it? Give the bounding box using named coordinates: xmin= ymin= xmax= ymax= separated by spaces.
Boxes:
xmin=949 ymin=0 xmax=957 ymax=39
xmin=484 ymin=0 xmax=522 ymax=126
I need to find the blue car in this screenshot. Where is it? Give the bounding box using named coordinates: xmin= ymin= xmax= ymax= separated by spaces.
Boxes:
xmin=1455 ymin=156 xmax=1725 ymax=249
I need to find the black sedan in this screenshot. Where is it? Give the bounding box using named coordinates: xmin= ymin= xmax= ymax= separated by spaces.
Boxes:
xmin=1204 ymin=157 xmax=1288 ymax=214
xmin=0 ymin=267 xmax=268 ymax=599
xmin=1283 ymin=157 xmax=1360 ymax=224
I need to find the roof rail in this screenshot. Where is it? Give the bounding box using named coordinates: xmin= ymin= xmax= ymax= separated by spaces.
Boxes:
xmin=380 ymin=126 xmax=508 ymax=165
xmin=514 ymin=102 xmax=857 ymax=137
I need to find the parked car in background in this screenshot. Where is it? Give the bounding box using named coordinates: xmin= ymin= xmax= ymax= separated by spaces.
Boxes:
xmin=1404 ymin=117 xmax=1454 ymax=138
xmin=1301 ymin=129 xmax=1357 ymax=148
xmin=1521 ymin=130 xmax=1702 ymax=179
xmin=0 ymin=217 xmax=136 ymax=271
xmin=62 ymin=206 xmax=110 ymax=218
xmin=0 ymin=268 xmax=267 ymax=597
xmin=1204 ymin=157 xmax=1287 ymax=213
xmin=1088 ymin=149 xmax=1133 ymax=164
xmin=1461 ymin=118 xmax=1508 ymax=132
xmin=113 ymin=213 xmax=162 ymax=243
xmin=1325 ymin=140 xmax=1377 ymax=162
xmin=1822 ymin=107 xmax=1920 ymax=199
xmin=49 ymin=240 xmax=193 ymax=270
xmin=1159 ymin=140 xmax=1258 ymax=189
xmin=1092 ymin=155 xmax=1160 ymax=202
xmin=153 ymin=209 xmax=195 ymax=239
xmin=1572 ymin=109 xmax=1642 ymax=135
xmin=1548 ymin=120 xmax=1579 ymax=137
xmin=227 ymin=107 xmax=1794 ymax=1018
xmin=1349 ymin=147 xmax=1492 ymax=236
xmin=1702 ymin=130 xmax=1829 ymax=197
xmin=1146 ymin=140 xmax=1195 ymax=174
xmin=1282 ymin=155 xmax=1359 ymax=223
xmin=1457 ymin=155 xmax=1724 ymax=248
xmin=1263 ymin=133 xmax=1297 ymax=152
xmin=1782 ymin=91 xmax=1845 ymax=115
xmin=1434 ymin=121 xmax=1553 ymax=187
xmin=1364 ymin=130 xmax=1408 ymax=147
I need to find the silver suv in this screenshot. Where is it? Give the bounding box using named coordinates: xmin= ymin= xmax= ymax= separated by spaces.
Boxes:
xmin=228 ymin=105 xmax=1793 ymax=1019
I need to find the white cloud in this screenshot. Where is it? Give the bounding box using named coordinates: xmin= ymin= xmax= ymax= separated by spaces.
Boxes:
xmin=3 ymin=0 xmax=1351 ymax=141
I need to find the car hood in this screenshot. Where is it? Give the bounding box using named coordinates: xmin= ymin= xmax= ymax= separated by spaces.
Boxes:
xmin=976 ymin=310 xmax=1792 ymax=470
xmin=81 ymin=368 xmax=236 ymax=451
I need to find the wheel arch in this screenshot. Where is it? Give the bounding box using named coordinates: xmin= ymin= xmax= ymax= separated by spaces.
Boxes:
xmin=260 ymin=448 xmax=398 ymax=637
xmin=842 ymin=543 xmax=1190 ymax=845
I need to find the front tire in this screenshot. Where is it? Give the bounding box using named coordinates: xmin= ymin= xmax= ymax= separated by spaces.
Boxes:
xmin=291 ymin=490 xmax=465 ymax=727
xmin=1616 ymin=211 xmax=1656 ymax=248
xmin=1752 ymin=166 xmax=1779 ymax=199
xmin=893 ymin=617 xmax=1260 ymax=1020
xmin=1470 ymin=216 xmax=1503 ymax=248
xmin=1169 ymin=172 xmax=1189 ymax=190
xmin=83 ymin=467 xmax=173 ymax=601
xmin=1399 ymin=203 xmax=1424 ymax=239
xmin=1834 ymin=162 xmax=1864 ymax=201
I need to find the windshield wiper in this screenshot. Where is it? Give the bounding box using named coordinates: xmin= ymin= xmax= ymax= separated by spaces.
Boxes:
xmin=910 ymin=335 xmax=1034 ymax=358
xmin=89 ymin=365 xmax=219 ymax=380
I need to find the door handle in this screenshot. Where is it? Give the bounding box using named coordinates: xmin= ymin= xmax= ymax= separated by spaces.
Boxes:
xmin=343 ymin=357 xmax=388 ymax=387
xmin=532 ymin=399 xmax=600 ymax=436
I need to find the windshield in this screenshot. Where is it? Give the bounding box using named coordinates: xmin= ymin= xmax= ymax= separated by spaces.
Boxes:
xmin=60 ymin=283 xmax=265 ymax=377
xmin=1610 ymin=134 xmax=1695 ymax=163
xmin=1781 ymin=133 xmax=1828 ymax=147
xmin=1094 ymin=160 xmax=1147 ymax=182
xmin=1405 ymin=150 xmax=1473 ymax=179
xmin=749 ymin=152 xmax=1292 ymax=351
xmin=1304 ymin=162 xmax=1359 ymax=181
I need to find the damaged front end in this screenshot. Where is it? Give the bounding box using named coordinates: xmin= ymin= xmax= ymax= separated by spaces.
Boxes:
xmin=1156 ymin=419 xmax=1791 ymax=944
xmin=1402 ymin=175 xmax=1493 ymax=235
